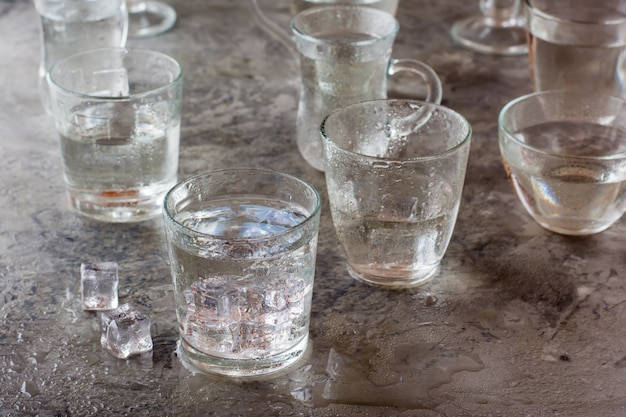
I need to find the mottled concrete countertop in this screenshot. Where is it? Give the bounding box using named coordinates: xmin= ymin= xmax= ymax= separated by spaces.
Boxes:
xmin=1 ymin=0 xmax=625 ymax=416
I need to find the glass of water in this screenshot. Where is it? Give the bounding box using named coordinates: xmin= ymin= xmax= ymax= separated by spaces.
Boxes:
xmin=163 ymin=168 xmax=321 ymax=377
xmin=499 ymin=90 xmax=626 ymax=235
xmin=33 ymin=0 xmax=128 ymax=114
xmin=321 ymin=99 xmax=472 ymax=288
xmin=525 ymin=0 xmax=626 ymax=98
xmin=47 ymin=47 xmax=183 ymax=222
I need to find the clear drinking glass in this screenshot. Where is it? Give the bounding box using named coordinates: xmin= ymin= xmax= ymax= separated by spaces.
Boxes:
xmin=321 ymin=99 xmax=472 ymax=287
xmin=34 ymin=0 xmax=128 ymax=114
xmin=451 ymin=0 xmax=527 ymax=55
xmin=292 ymin=6 xmax=442 ymax=171
xmin=525 ymin=0 xmax=626 ymax=98
xmin=499 ymin=90 xmax=626 ymax=235
xmin=47 ymin=47 xmax=183 ymax=222
xmin=163 ymin=168 xmax=321 ymax=377
xmin=127 ymin=0 xmax=177 ymax=38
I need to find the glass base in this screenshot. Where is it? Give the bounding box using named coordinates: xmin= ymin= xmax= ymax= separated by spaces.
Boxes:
xmin=67 ymin=186 xmax=170 ymax=223
xmin=533 ymin=216 xmax=616 ymax=236
xmin=451 ymin=15 xmax=528 ymax=55
xmin=128 ymin=1 xmax=177 ymax=39
xmin=178 ymin=336 xmax=310 ymax=378
xmin=347 ymin=263 xmax=439 ymax=288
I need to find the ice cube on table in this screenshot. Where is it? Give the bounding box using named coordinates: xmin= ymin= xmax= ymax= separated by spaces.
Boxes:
xmin=100 ymin=304 xmax=153 ymax=359
xmin=80 ymin=262 xmax=119 ymax=311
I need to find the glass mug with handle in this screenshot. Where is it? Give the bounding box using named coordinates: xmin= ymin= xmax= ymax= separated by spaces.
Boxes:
xmin=252 ymin=5 xmax=443 ymax=171
xmin=321 ymin=99 xmax=472 ymax=287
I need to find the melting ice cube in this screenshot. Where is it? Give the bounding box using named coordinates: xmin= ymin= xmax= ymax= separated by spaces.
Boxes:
xmin=100 ymin=304 xmax=153 ymax=359
xmin=80 ymin=262 xmax=119 ymax=311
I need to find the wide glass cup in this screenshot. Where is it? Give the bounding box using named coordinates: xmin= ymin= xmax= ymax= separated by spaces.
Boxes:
xmin=47 ymin=47 xmax=183 ymax=223
xmin=499 ymin=90 xmax=626 ymax=235
xmin=163 ymin=168 xmax=321 ymax=377
xmin=321 ymin=99 xmax=471 ymax=287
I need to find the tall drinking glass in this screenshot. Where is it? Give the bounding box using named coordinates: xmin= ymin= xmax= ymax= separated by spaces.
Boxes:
xmin=34 ymin=0 xmax=128 ymax=113
xmin=525 ymin=0 xmax=626 ymax=98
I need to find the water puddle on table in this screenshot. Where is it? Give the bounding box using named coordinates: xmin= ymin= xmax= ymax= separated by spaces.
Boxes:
xmin=313 ymin=342 xmax=484 ymax=408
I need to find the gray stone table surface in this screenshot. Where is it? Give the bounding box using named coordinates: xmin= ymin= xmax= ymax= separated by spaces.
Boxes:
xmin=1 ymin=0 xmax=626 ymax=416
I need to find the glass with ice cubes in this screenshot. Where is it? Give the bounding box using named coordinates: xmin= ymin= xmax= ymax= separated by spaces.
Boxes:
xmin=163 ymin=168 xmax=321 ymax=377
xmin=47 ymin=48 xmax=183 ymax=222
xmin=321 ymin=99 xmax=472 ymax=287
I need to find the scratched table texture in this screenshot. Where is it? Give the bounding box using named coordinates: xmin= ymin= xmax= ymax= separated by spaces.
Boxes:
xmin=1 ymin=0 xmax=626 ymax=416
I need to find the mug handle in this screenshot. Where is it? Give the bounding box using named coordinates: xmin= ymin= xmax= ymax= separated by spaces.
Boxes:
xmin=249 ymin=0 xmax=298 ymax=59
xmin=388 ymin=59 xmax=443 ymax=104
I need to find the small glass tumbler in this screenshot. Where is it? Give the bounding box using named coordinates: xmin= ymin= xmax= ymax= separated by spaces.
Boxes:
xmin=163 ymin=168 xmax=321 ymax=377
xmin=321 ymin=99 xmax=472 ymax=288
xmin=499 ymin=90 xmax=626 ymax=235
xmin=47 ymin=47 xmax=183 ymax=223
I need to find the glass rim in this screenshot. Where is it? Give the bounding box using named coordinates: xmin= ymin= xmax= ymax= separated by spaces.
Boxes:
xmin=47 ymin=47 xmax=183 ymax=101
xmin=320 ymin=99 xmax=472 ymax=163
xmin=524 ymin=0 xmax=626 ymax=26
xmin=163 ymin=168 xmax=322 ymax=242
xmin=498 ymin=90 xmax=626 ymax=161
xmin=290 ymin=5 xmax=399 ymax=47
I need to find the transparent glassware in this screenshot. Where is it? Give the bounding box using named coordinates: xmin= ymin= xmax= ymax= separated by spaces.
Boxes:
xmin=127 ymin=0 xmax=177 ymax=38
xmin=451 ymin=0 xmax=527 ymax=55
